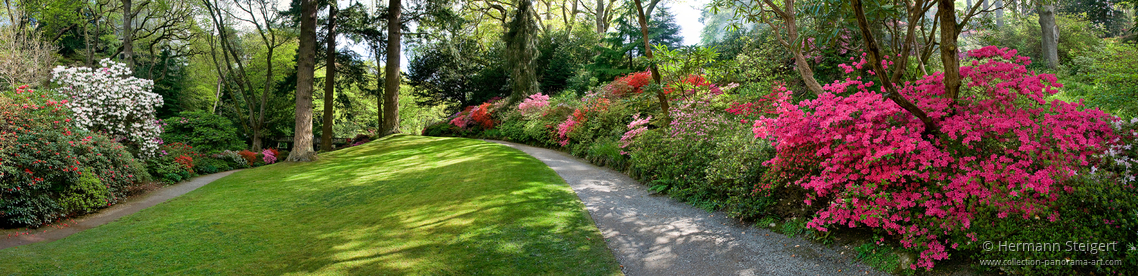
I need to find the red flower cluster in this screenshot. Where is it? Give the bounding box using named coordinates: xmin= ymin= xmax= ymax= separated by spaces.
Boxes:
xmin=238 ymin=150 xmax=258 ymax=166
xmin=471 ymin=102 xmax=494 ymax=129
xmin=607 ymin=71 xmax=653 ymax=97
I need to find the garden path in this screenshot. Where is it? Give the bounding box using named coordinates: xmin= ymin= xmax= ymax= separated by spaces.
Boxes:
xmin=0 ymin=170 xmax=241 ymax=250
xmin=489 ymin=140 xmax=889 ymax=276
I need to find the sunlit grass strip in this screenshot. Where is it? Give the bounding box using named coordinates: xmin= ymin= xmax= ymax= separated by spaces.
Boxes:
xmin=0 ymin=135 xmax=621 ymax=275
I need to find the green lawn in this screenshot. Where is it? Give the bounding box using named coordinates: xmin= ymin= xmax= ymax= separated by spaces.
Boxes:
xmin=0 ymin=135 xmax=621 ymax=275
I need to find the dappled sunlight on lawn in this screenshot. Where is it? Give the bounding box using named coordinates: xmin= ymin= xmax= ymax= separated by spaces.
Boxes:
xmin=0 ymin=135 xmax=619 ymax=275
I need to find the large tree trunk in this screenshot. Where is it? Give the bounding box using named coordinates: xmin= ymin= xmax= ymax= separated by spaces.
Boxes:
xmin=288 ymin=0 xmax=318 ymax=162
xmin=380 ymin=0 xmax=402 ymax=136
xmin=321 ymin=5 xmax=338 ymax=151
xmin=633 ymin=0 xmax=669 ymax=126
xmin=122 ymin=0 xmax=133 ymax=68
xmin=938 ymin=0 xmax=962 ymax=103
xmin=1039 ymin=4 xmax=1060 ymax=69
xmin=506 ymin=0 xmax=540 ymax=104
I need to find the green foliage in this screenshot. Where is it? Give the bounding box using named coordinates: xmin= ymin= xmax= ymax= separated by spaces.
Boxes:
xmin=855 ymin=242 xmax=902 ymax=274
xmin=1 ymin=91 xmax=150 ymax=227
xmin=193 ymin=157 xmax=231 ymax=175
xmin=1058 ymin=39 xmax=1138 ymax=119
xmin=978 ymin=13 xmax=1102 ymax=67
xmin=421 ymin=121 xmax=464 ymax=137
xmin=58 ymin=169 xmax=110 ymax=215
xmin=960 ymin=171 xmax=1138 ymax=275
xmin=161 ymin=110 xmax=246 ymax=154
xmin=705 ymin=125 xmax=776 ymax=220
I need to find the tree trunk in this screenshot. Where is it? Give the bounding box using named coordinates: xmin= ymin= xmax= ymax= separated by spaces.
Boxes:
xmin=380 ymin=0 xmax=402 ymax=136
xmin=288 ymin=0 xmax=318 ymax=162
xmin=633 ymin=0 xmax=669 ymax=126
xmin=122 ymin=0 xmax=133 ymax=68
xmin=374 ymin=46 xmax=384 ymax=132
xmin=595 ymin=0 xmax=604 ymax=34
xmin=995 ymin=0 xmax=1004 ymax=28
xmin=938 ymin=0 xmax=962 ymax=103
xmin=321 ymin=5 xmax=338 ymax=151
xmin=252 ymin=128 xmax=262 ymax=151
xmin=1039 ymin=4 xmax=1059 ymax=69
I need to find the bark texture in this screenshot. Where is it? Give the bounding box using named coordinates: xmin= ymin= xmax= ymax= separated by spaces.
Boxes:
xmin=380 ymin=0 xmax=402 ymax=136
xmin=288 ymin=0 xmax=318 ymax=162
xmin=321 ymin=5 xmax=338 ymax=151
xmin=1039 ymin=4 xmax=1060 ymax=69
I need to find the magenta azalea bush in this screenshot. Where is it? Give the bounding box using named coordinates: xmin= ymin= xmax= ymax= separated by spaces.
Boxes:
xmin=753 ymin=46 xmax=1118 ymax=269
xmin=261 ymin=149 xmax=276 ymax=164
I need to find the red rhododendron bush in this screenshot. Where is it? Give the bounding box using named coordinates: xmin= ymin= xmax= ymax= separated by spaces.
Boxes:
xmin=753 ymin=46 xmax=1119 ymax=269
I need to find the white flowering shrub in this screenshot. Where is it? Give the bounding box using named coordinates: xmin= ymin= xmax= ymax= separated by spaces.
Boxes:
xmin=52 ymin=59 xmax=163 ymax=157
xmin=1097 ymin=117 xmax=1138 ymax=184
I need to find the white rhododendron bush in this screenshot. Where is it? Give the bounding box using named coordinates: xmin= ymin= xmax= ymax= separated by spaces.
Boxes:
xmin=52 ymin=59 xmax=163 ymax=157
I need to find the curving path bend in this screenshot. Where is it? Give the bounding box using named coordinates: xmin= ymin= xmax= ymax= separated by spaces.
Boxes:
xmin=489 ymin=140 xmax=888 ymax=276
xmin=0 ymin=170 xmax=241 ymax=250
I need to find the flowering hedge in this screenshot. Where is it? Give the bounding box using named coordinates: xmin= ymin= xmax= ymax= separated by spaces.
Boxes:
xmin=753 ymin=47 xmax=1118 ymax=269
xmin=52 ymin=59 xmax=163 ymax=157
xmin=0 ymin=86 xmax=149 ymax=226
xmin=424 ymin=45 xmax=1134 ymax=273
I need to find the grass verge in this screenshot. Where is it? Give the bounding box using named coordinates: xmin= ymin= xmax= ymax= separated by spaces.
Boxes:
xmin=0 ymin=135 xmax=621 ymax=275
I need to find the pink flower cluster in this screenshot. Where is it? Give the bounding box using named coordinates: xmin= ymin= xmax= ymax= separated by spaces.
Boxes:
xmin=262 ymin=149 xmax=276 ymax=164
xmin=753 ymin=46 xmax=1118 ymax=270
xmin=556 ymin=112 xmax=579 ymax=147
xmin=620 ymin=113 xmax=652 ymax=150
xmin=518 ymin=93 xmax=550 ymax=116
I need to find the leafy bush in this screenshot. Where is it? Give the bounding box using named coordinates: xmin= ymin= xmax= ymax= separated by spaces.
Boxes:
xmin=754 ymin=47 xmax=1117 ymax=270
xmin=422 ymin=121 xmax=463 ymax=137
xmin=58 ymin=169 xmax=109 ymax=215
xmin=193 ymin=157 xmax=230 ymax=175
xmin=0 ymin=87 xmax=150 ymax=227
xmin=160 ymin=110 xmax=245 ymax=154
xmin=1059 ymin=40 xmax=1138 ymax=119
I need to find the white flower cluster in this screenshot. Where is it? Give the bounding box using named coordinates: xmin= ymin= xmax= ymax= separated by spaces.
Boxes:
xmin=52 ymin=59 xmax=163 ymax=158
xmin=1099 ymin=117 xmax=1138 ymax=184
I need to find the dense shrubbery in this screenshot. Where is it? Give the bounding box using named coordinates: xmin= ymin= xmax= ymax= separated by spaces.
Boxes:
xmin=756 ymin=47 xmax=1118 ymax=269
xmin=160 ymin=110 xmax=246 ymax=154
xmin=424 ymin=45 xmax=1136 ymax=273
xmin=0 ymin=86 xmax=150 ymax=227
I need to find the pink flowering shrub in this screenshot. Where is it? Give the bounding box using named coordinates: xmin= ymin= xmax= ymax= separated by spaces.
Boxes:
xmin=556 ymin=109 xmax=585 ymax=146
xmin=261 ymin=149 xmax=276 ymax=164
xmin=668 ymin=94 xmax=730 ymax=141
xmin=753 ymin=46 xmax=1118 ymax=270
xmin=518 ymin=93 xmax=550 ymax=116
xmin=619 ymin=113 xmax=652 ymax=150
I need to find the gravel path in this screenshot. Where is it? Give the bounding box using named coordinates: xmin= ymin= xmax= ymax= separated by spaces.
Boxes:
xmin=489 ymin=140 xmax=888 ymax=276
xmin=0 ymin=170 xmax=241 ymax=250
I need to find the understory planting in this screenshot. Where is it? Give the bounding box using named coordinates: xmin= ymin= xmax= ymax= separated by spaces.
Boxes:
xmin=425 ymin=46 xmax=1138 ymax=274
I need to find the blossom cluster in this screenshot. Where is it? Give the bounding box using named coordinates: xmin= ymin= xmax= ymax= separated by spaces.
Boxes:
xmin=753 ymin=46 xmax=1118 ymax=270
xmin=517 ymin=93 xmax=550 ymax=116
xmin=606 ymin=71 xmax=653 ymax=97
xmin=619 ymin=113 xmax=652 ymax=150
xmin=52 ymin=59 xmax=163 ymax=157
xmin=262 ymin=149 xmax=277 ymax=164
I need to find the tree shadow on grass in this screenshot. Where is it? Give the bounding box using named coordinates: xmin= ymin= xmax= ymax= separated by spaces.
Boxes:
xmin=259 ymin=136 xmax=620 ymax=275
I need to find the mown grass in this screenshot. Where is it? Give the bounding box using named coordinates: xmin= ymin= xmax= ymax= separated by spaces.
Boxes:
xmin=0 ymin=135 xmax=621 ymax=275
